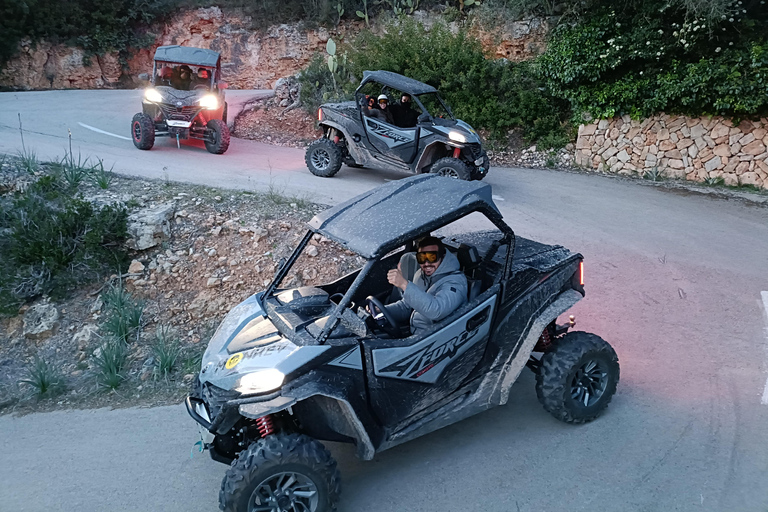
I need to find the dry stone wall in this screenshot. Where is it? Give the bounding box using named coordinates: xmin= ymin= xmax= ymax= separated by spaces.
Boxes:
xmin=574 ymin=115 xmax=768 ymax=190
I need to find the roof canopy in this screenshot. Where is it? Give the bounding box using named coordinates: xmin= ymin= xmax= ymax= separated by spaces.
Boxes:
xmin=153 ymin=45 xmax=220 ymax=67
xmin=359 ymin=70 xmax=438 ymax=96
xmin=308 ymin=175 xmax=502 ymax=258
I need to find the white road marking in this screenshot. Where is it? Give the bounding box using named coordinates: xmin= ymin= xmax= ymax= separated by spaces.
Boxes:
xmin=77 ymin=122 xmax=132 ymax=141
xmin=761 ymin=291 xmax=768 ymax=405
xmin=492 ymin=194 xmax=505 ymax=201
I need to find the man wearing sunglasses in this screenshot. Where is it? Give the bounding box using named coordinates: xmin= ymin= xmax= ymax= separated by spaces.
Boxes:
xmin=383 ymin=236 xmax=468 ymax=336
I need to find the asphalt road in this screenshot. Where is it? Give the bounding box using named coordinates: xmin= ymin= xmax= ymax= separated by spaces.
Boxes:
xmin=1 ymin=90 xmax=768 ymax=512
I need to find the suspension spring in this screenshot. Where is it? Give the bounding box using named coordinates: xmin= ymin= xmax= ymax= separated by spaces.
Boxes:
xmin=256 ymin=415 xmax=275 ymax=438
xmin=534 ymin=326 xmax=552 ymax=352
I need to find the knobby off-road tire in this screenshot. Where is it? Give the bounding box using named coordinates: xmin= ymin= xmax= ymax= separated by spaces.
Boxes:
xmin=220 ymin=433 xmax=341 ymax=512
xmin=131 ymin=113 xmax=155 ymax=150
xmin=306 ymin=139 xmax=343 ymax=177
xmin=429 ymin=157 xmax=471 ymax=180
xmin=535 ymin=331 xmax=619 ymax=424
xmin=205 ymin=119 xmax=231 ymax=154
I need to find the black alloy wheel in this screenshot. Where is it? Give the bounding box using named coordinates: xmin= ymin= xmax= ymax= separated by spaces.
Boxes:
xmin=305 ymin=139 xmax=343 ymax=177
xmin=535 ymin=331 xmax=620 ymax=424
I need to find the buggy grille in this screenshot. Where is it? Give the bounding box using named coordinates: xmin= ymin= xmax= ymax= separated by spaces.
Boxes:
xmin=465 ymin=143 xmax=485 ymax=160
xmin=202 ymin=382 xmax=239 ymax=421
xmin=159 ymin=104 xmax=201 ymax=121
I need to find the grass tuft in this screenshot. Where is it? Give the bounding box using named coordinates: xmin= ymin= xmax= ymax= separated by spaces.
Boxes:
xmin=92 ymin=337 xmax=129 ymax=390
xmin=101 ymin=281 xmax=144 ymax=343
xmin=90 ymin=158 xmax=114 ymax=189
xmin=19 ymin=356 xmax=66 ymax=398
xmin=151 ymin=325 xmax=182 ymax=378
xmin=643 ymin=167 xmax=664 ymax=182
xmin=16 ymin=147 xmax=39 ymax=174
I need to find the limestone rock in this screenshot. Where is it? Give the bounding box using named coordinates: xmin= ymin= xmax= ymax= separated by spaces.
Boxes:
xmin=23 ymin=300 xmax=60 ymax=341
xmin=126 ymin=203 xmax=175 ymax=251
xmin=128 ymin=260 xmax=145 ymax=274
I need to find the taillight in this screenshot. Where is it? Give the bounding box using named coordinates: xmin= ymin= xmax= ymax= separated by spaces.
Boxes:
xmin=317 ymin=108 xmax=323 ymax=121
xmin=571 ymin=260 xmax=585 ymax=295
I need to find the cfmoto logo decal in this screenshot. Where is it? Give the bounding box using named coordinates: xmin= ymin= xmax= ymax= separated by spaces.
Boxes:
xmin=225 ymin=353 xmax=243 ymax=369
xmin=380 ymin=326 xmax=480 ymax=379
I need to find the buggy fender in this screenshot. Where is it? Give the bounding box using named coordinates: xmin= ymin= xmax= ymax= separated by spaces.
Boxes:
xmin=319 ymin=121 xmax=367 ymax=165
xmin=414 ymin=140 xmax=461 ymax=173
xmin=495 ymin=289 xmax=583 ymax=406
xmin=239 ymin=383 xmax=375 ymax=460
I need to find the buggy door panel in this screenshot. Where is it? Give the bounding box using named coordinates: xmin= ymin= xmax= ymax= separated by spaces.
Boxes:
xmin=364 ymin=117 xmax=419 ymax=163
xmin=363 ymin=294 xmax=497 ymax=427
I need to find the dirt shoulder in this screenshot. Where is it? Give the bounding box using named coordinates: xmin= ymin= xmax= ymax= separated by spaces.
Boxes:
xmin=0 ymin=162 xmax=355 ymax=415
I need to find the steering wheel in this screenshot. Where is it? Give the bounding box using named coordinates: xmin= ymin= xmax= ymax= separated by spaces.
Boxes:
xmin=365 ymin=295 xmax=399 ymax=332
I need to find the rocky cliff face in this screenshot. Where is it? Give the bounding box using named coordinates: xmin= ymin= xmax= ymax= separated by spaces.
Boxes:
xmin=0 ymin=7 xmax=549 ymax=91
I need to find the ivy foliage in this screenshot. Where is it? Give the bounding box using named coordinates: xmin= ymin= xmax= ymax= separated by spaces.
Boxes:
xmin=345 ymin=18 xmax=571 ymax=145
xmin=539 ymin=0 xmax=768 ymax=119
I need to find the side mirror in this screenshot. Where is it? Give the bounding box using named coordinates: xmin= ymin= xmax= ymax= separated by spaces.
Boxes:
xmin=418 ymin=113 xmax=431 ymax=124
xmin=219 ymin=82 xmax=228 ymax=90
xmin=138 ymin=73 xmax=150 ymax=82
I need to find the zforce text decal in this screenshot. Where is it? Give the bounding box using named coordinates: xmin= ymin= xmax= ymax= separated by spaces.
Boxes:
xmin=372 ymin=296 xmax=496 ymax=384
xmin=380 ymin=327 xmax=480 ymax=379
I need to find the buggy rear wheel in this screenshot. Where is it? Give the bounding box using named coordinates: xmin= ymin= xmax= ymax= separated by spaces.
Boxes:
xmin=535 ymin=331 xmax=619 ymax=424
xmin=306 ymin=138 xmax=343 ymax=177
xmin=131 ymin=113 xmax=155 ymax=150
xmin=205 ymin=118 xmax=230 ymax=154
xmin=220 ymin=433 xmax=341 ymax=512
xmin=429 ymin=157 xmax=471 ymax=180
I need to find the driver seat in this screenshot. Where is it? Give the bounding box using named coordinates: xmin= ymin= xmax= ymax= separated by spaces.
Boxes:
xmin=455 ymin=243 xmax=482 ymax=301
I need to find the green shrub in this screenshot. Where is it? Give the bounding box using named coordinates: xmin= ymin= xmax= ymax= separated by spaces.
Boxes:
xmin=0 ymin=171 xmax=128 ymax=314
xmin=298 ymin=53 xmax=356 ymax=115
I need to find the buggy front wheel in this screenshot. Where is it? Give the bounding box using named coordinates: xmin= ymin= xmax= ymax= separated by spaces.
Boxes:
xmin=131 ymin=113 xmax=155 ymax=150
xmin=220 ymin=433 xmax=341 ymax=512
xmin=205 ymin=119 xmax=230 ymax=154
xmin=429 ymin=157 xmax=471 ymax=180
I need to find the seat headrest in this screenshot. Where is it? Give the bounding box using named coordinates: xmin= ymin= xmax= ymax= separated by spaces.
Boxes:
xmin=456 ymin=243 xmax=480 ymax=271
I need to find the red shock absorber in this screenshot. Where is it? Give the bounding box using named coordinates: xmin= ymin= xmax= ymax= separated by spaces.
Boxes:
xmin=453 ymin=147 xmax=461 ymax=158
xmin=256 ymin=414 xmax=275 ymax=437
xmin=534 ymin=326 xmax=552 ymax=352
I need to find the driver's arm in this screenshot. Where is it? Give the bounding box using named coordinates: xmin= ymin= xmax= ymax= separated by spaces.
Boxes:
xmin=401 ymin=278 xmax=467 ymax=322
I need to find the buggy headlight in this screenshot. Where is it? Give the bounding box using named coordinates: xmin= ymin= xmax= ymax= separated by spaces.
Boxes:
xmin=234 ymin=369 xmax=284 ymax=394
xmin=199 ymin=94 xmax=219 ymax=110
xmin=144 ymin=88 xmax=163 ymax=103
xmin=448 ymin=131 xmax=467 ymax=143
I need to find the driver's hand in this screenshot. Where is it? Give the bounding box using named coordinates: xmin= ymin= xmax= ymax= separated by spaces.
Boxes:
xmin=387 ymin=266 xmax=407 ymax=291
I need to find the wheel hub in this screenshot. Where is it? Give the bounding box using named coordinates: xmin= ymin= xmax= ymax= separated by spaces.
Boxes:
xmin=311 ymin=149 xmax=331 ymax=171
xmin=435 ymin=167 xmax=459 ymax=178
xmin=250 ymin=471 xmax=319 ymax=512
xmin=570 ymin=359 xmax=608 ymax=407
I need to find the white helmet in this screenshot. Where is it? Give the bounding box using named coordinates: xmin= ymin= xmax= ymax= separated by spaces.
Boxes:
xmin=377 ymin=94 xmax=388 ymax=102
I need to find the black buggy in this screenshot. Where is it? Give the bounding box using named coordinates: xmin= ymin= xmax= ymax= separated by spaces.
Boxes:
xmin=131 ymin=45 xmax=230 ymax=154
xmin=186 ymin=175 xmax=619 ymax=512
xmin=305 ymin=71 xmax=491 ymax=181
